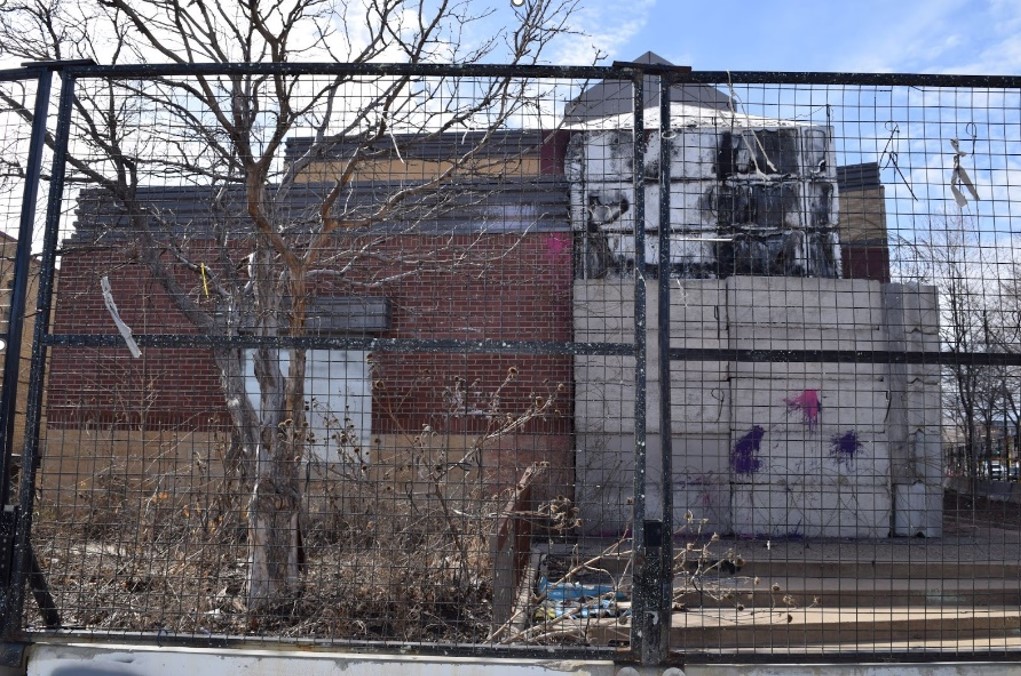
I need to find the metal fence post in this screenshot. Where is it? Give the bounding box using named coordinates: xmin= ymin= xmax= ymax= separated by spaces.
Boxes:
xmin=655 ymin=70 xmax=675 ymax=658
xmin=3 ymin=62 xmax=79 ymax=636
xmin=626 ymin=68 xmax=661 ymax=666
xmin=0 ymin=67 xmax=53 ymax=636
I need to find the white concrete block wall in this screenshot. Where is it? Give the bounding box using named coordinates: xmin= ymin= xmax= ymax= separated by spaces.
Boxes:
xmin=727 ymin=276 xmax=885 ymax=327
xmin=752 ymin=435 xmax=892 ymax=484
xmin=573 ymin=431 xmax=635 ymax=535
xmin=574 ymin=431 xmax=737 ymax=536
xmin=732 ymin=479 xmax=892 ymax=539
xmin=730 ymin=376 xmax=890 ymax=433
xmin=573 ymin=277 xmax=941 ymax=539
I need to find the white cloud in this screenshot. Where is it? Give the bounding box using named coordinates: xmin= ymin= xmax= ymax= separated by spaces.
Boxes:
xmin=834 ymin=0 xmax=971 ymax=72
xmin=861 ymin=0 xmax=1021 ymax=74
xmin=551 ymin=0 xmax=657 ymax=66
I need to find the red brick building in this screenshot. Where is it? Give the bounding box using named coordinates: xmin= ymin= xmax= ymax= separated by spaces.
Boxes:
xmin=48 ymin=130 xmax=577 ymax=495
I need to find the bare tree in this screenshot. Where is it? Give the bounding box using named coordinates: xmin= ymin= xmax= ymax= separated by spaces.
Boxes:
xmin=904 ymin=214 xmax=1017 ymax=486
xmin=990 ymin=270 xmax=1021 ymax=469
xmin=0 ymin=0 xmax=579 ymax=612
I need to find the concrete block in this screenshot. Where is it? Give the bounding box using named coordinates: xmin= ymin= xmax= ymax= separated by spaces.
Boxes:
xmin=576 ymin=433 xmax=738 ymax=536
xmin=574 ymin=354 xmax=634 ymax=384
xmin=730 ymin=377 xmax=891 ymax=433
xmin=732 ymin=479 xmax=892 ymax=539
xmin=651 ymin=335 xmax=725 ymax=363
xmin=727 ymin=276 xmax=885 ymax=329
xmin=900 ymin=389 xmax=941 ymax=426
xmin=642 ymin=182 xmax=719 ymax=235
xmin=572 ymin=294 xmax=635 ymax=343
xmin=574 ymin=129 xmax=634 ymax=181
xmin=732 ymin=360 xmax=889 ymax=381
xmin=729 ymin=324 xmax=887 ymax=352
xmin=669 ymin=278 xmax=729 ymax=334
xmin=904 ymin=363 xmax=941 ymax=386
xmin=649 ymin=359 xmax=729 ymax=383
xmin=897 ymin=330 xmax=941 ymax=352
xmin=672 ymin=433 xmax=733 ymax=476
xmin=572 ymin=180 xmax=722 ymax=243
xmin=646 ymin=434 xmax=733 ymax=483
xmin=756 ymin=434 xmax=891 ymax=484
xmin=641 ymin=235 xmax=717 ymax=269
xmin=575 ymin=433 xmax=634 ymax=536
xmin=889 ymin=434 xmax=943 ymax=484
xmin=893 ymin=481 xmax=942 ymax=537
xmin=575 ymin=380 xmax=633 ymax=434
xmin=573 ymin=278 xmax=635 ymax=310
xmin=883 ymin=283 xmax=940 ymax=333
xmin=806 ymin=481 xmax=893 ymax=538
xmin=608 ymin=232 xmax=718 ymax=268
xmin=648 ymin=127 xmax=719 ymax=180
xmin=646 ymin=378 xmax=730 ymax=435
xmin=647 ymin=280 xmax=729 ymax=350
xmin=731 ymin=483 xmax=815 ymax=538
xmin=673 ymin=475 xmax=732 ymax=537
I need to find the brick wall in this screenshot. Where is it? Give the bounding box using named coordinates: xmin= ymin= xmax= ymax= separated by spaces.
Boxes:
xmin=48 ymin=232 xmax=575 ymax=447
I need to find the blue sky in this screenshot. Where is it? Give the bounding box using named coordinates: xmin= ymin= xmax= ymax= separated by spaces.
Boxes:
xmin=556 ymin=0 xmax=1021 ymax=74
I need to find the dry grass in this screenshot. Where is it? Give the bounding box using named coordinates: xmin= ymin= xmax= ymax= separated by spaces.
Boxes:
xmin=25 ymin=371 xmax=568 ymax=642
xmin=27 ymin=455 xmax=503 ymax=643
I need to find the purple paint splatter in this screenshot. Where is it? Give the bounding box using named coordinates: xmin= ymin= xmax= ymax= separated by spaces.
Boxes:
xmin=831 ymin=430 xmax=863 ymax=466
xmin=731 ymin=425 xmax=765 ymax=475
xmin=785 ymin=389 xmax=821 ymax=430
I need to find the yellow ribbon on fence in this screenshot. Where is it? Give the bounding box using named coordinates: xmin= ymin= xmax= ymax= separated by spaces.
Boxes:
xmin=200 ymin=263 xmax=209 ymax=298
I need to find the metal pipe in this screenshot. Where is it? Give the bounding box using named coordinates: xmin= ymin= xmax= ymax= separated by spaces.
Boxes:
xmin=656 ymin=71 xmax=675 ymax=657
xmin=0 ymin=70 xmax=52 ymax=508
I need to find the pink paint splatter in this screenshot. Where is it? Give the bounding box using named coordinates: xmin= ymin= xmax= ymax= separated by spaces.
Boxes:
xmin=785 ymin=389 xmax=821 ymax=430
xmin=544 ymin=233 xmax=570 ymax=262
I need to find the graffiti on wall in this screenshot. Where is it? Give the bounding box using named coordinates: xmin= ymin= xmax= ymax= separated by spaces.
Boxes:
xmin=731 ymin=425 xmax=765 ymax=475
xmin=785 ymin=389 xmax=822 ymax=430
xmin=567 ymin=113 xmax=841 ymax=280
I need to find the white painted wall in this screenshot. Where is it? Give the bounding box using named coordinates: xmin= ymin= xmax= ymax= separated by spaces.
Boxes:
xmin=573 ymin=278 xmax=942 ymax=539
xmin=244 ymin=349 xmax=372 ymax=465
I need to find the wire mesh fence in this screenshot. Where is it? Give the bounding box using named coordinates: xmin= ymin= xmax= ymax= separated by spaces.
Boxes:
xmin=1 ymin=62 xmax=1021 ymax=662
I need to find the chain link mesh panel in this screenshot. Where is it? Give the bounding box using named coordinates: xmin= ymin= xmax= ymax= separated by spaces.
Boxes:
xmin=1 ymin=64 xmax=1020 ymax=661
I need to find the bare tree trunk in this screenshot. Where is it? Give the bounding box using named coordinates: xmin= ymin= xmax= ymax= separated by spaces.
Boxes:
xmin=248 ymin=424 xmax=302 ymax=609
xmin=243 ymin=240 xmax=309 ymax=611
xmin=213 ymin=346 xmax=259 ymax=484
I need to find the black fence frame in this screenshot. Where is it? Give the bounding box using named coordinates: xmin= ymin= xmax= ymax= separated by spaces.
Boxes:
xmin=0 ymin=60 xmax=1020 ymax=667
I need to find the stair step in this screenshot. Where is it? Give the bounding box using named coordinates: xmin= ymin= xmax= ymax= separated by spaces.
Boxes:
xmin=676 ymin=575 xmax=1021 ymax=608
xmin=587 ymin=607 xmax=1021 ymax=650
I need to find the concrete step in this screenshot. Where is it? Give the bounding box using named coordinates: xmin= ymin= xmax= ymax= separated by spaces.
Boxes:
xmin=537 ymin=539 xmax=1021 ymax=651
xmin=736 ymin=559 xmax=1021 ymax=580
xmin=588 ymin=606 xmax=1021 ymax=650
xmin=572 ymin=546 xmax=1021 ymax=582
xmin=676 ymin=574 xmax=1021 ymax=609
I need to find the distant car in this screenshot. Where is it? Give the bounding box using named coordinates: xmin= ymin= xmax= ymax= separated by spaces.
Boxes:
xmin=988 ymin=460 xmax=1006 ymax=480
